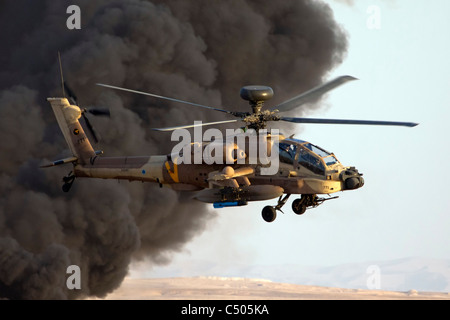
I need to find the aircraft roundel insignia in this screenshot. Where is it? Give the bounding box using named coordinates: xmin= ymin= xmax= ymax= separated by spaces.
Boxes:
xmin=73 ymin=128 xmax=80 ymax=135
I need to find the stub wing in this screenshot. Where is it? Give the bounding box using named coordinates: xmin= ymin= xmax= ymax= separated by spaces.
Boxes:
xmin=194 ymin=185 xmax=284 ymax=204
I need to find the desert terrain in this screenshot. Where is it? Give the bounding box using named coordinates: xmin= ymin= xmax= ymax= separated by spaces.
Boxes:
xmin=101 ymin=277 xmax=450 ymax=300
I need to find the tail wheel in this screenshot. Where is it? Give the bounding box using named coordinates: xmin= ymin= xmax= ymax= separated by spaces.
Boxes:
xmin=262 ymin=206 xmax=277 ymax=223
xmin=62 ymin=172 xmax=76 ymax=193
xmin=292 ymin=198 xmax=306 ymax=215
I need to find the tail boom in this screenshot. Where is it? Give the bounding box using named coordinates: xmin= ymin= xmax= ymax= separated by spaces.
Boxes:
xmin=73 ymin=155 xmax=167 ymax=184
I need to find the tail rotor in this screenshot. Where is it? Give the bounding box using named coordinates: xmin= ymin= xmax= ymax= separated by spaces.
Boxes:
xmin=63 ymin=80 xmax=111 ymax=143
xmin=81 ymin=107 xmax=110 ymax=143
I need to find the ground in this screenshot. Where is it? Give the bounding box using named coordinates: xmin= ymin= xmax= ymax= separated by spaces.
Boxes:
xmin=98 ymin=277 xmax=450 ymax=300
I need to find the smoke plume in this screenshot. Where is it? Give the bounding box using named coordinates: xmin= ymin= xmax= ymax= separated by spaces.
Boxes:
xmin=0 ymin=0 xmax=347 ymax=299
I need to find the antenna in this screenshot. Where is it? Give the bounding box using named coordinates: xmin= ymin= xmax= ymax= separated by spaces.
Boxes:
xmin=58 ymin=51 xmax=65 ymax=98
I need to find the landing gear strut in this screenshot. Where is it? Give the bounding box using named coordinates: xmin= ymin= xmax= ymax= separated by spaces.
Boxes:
xmin=261 ymin=194 xmax=339 ymax=222
xmin=62 ymin=171 xmax=76 ymax=192
xmin=261 ymin=194 xmax=291 ymax=223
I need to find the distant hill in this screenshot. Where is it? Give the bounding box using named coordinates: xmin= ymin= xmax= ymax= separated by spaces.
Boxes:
xmin=133 ymin=257 xmax=450 ymax=293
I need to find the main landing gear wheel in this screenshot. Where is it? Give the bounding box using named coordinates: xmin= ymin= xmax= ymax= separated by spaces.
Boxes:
xmin=262 ymin=206 xmax=277 ymax=223
xmin=292 ymin=198 xmax=307 ymax=215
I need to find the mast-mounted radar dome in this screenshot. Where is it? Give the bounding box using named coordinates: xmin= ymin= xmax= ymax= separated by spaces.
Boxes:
xmin=240 ymin=85 xmax=274 ymax=114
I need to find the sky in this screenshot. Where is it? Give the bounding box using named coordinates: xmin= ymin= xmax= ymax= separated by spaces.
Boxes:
xmin=132 ymin=0 xmax=450 ymax=280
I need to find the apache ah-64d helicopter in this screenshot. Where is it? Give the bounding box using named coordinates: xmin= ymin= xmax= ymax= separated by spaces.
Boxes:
xmin=43 ymin=67 xmax=418 ymax=222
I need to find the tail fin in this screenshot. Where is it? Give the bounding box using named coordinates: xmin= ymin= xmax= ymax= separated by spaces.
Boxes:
xmin=48 ymin=97 xmax=96 ymax=165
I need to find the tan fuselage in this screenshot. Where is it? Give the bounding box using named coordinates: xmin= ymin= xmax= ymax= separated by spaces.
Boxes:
xmin=74 ymin=156 xmax=346 ymax=195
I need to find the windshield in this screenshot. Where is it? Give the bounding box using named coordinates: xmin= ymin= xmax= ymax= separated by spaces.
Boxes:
xmin=279 ymin=139 xmax=340 ymax=171
xmin=303 ymin=142 xmax=339 ymax=166
xmin=323 ymin=155 xmax=338 ymax=166
xmin=298 ymin=146 xmax=325 ymax=175
xmin=279 ymin=142 xmax=297 ymax=165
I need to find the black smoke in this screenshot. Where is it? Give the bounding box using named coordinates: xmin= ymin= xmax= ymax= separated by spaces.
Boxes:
xmin=0 ymin=0 xmax=347 ymax=299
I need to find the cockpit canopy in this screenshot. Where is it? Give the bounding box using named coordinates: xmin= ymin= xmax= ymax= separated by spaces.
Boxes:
xmin=278 ymin=138 xmax=340 ymax=175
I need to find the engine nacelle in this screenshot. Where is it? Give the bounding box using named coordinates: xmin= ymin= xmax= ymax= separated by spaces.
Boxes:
xmin=203 ymin=141 xmax=247 ymax=164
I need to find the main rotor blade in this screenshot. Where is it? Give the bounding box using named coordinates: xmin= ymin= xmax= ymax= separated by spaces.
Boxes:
xmin=151 ymin=119 xmax=239 ymax=132
xmin=280 ymin=117 xmax=419 ymax=127
xmin=273 ymin=75 xmax=358 ymax=113
xmin=64 ymin=81 xmax=78 ymax=105
xmin=97 ymin=83 xmax=234 ymax=115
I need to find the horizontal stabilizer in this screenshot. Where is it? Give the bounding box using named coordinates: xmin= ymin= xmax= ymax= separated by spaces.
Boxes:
xmin=40 ymin=156 xmax=78 ymax=168
xmin=40 ymin=150 xmax=103 ymax=168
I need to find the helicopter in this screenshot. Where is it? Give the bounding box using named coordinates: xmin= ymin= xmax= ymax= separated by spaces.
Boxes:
xmin=43 ymin=73 xmax=418 ymax=222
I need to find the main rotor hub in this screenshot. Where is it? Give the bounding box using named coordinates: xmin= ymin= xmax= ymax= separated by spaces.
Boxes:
xmin=240 ymin=86 xmax=274 ymax=114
